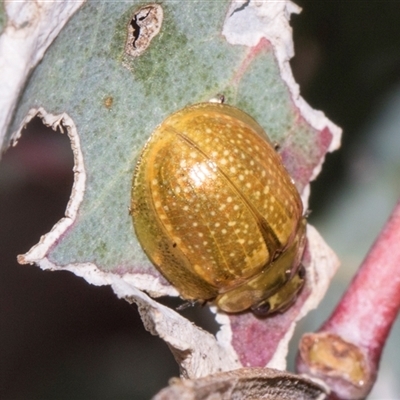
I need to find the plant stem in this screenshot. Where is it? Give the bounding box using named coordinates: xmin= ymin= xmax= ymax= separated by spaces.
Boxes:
xmin=296 ymin=199 xmax=400 ymax=399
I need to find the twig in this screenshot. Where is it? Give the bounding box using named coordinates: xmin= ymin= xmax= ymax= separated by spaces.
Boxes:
xmin=296 ymin=199 xmax=400 ymax=399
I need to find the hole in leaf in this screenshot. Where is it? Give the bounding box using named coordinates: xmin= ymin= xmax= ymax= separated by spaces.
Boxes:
xmin=0 ymin=116 xmax=74 ymax=250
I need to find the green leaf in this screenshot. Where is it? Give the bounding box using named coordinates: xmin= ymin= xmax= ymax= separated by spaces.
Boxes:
xmin=10 ymin=0 xmax=341 ymax=374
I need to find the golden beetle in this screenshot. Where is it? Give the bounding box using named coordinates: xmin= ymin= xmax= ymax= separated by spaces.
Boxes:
xmin=131 ymin=102 xmax=306 ymax=315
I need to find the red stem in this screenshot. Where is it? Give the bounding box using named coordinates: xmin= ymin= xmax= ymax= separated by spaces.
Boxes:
xmin=297 ymin=199 xmax=400 ymax=399
xmin=325 ymin=198 xmax=400 ymax=359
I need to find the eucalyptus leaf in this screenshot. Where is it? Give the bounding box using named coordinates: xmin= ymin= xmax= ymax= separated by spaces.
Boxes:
xmin=9 ymin=0 xmax=341 ymax=376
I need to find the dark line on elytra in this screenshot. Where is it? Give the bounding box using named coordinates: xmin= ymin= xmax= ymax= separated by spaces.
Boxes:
xmin=174 ymin=130 xmax=282 ymax=255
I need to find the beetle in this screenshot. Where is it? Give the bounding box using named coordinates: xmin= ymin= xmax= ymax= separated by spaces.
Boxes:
xmin=131 ymin=102 xmax=306 ymax=315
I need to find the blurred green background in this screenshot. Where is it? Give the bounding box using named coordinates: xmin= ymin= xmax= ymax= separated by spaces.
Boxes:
xmin=1 ymin=1 xmax=400 ymax=399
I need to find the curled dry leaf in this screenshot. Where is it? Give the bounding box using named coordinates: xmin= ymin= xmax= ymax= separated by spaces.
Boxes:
xmin=111 ymin=276 xmax=241 ymax=378
xmin=0 ymin=0 xmax=84 ymax=148
xmin=152 ymin=367 xmax=328 ymax=400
